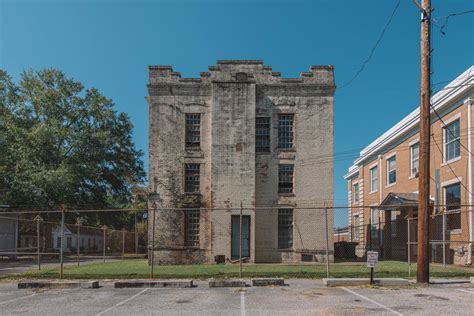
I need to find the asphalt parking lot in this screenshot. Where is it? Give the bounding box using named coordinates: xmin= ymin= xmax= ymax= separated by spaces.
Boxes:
xmin=0 ymin=279 xmax=473 ymax=315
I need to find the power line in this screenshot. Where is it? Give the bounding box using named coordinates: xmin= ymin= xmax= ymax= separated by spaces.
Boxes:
xmin=432 ymin=9 xmax=474 ymax=35
xmin=431 ymin=132 xmax=473 ymax=196
xmin=340 ymin=0 xmax=401 ymax=89
xmin=432 ymin=83 xmax=473 ymax=94
xmin=429 ymin=102 xmax=473 ymax=157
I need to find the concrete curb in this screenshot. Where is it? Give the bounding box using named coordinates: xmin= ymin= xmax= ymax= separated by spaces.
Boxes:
xmin=18 ymin=281 xmax=99 ymax=289
xmin=208 ymin=279 xmax=247 ymax=288
xmin=323 ymin=278 xmax=409 ymax=287
xmin=251 ymin=278 xmax=285 ymax=286
xmin=114 ymin=280 xmax=193 ymax=288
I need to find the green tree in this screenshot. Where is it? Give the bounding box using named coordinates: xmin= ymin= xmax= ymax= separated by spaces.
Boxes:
xmin=0 ymin=69 xmax=145 ymax=227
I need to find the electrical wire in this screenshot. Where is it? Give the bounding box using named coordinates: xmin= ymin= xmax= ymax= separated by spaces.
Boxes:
xmin=339 ymin=0 xmax=401 ymax=89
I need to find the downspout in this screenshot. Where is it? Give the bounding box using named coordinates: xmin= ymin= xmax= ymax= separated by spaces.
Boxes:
xmin=467 ymin=98 xmax=473 ymax=265
xmin=379 ymin=154 xmax=383 ymax=252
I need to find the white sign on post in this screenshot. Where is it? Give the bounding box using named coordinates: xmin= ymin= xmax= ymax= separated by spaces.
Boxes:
xmin=367 ymin=251 xmax=378 ymax=268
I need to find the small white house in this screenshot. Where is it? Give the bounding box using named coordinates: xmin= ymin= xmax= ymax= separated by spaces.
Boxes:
xmin=51 ymin=225 xmax=103 ymax=253
xmin=0 ymin=213 xmax=18 ymax=253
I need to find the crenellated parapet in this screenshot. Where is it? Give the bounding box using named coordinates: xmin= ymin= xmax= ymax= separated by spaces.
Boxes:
xmin=148 ymin=60 xmax=335 ymax=87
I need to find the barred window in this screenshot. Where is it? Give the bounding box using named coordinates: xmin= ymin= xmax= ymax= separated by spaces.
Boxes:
xmin=278 ymin=164 xmax=294 ymax=194
xmin=185 ymin=210 xmax=200 ymax=246
xmin=278 ymin=209 xmax=293 ymax=249
xmin=185 ymin=114 xmax=201 ymax=148
xmin=278 ymin=114 xmax=294 ymax=148
xmin=256 ymin=117 xmax=270 ymax=152
xmin=184 ymin=164 xmax=200 ymax=193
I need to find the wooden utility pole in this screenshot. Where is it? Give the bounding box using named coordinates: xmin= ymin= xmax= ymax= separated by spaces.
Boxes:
xmin=417 ymin=0 xmax=431 ymax=284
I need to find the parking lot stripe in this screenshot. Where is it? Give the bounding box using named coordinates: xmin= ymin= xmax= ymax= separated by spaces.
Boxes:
xmin=457 ymin=289 xmax=474 ymax=294
xmin=240 ymin=290 xmax=246 ymax=316
xmin=0 ymin=293 xmax=36 ymax=306
xmin=96 ymin=288 xmax=148 ymax=316
xmin=341 ymin=287 xmax=404 ymax=316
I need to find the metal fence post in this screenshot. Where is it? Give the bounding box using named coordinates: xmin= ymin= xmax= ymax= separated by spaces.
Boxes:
xmin=150 ymin=201 xmax=157 ymax=279
xmin=408 ymin=217 xmax=411 ymax=279
xmin=76 ymin=218 xmax=81 ymax=267
xmin=135 ymin=212 xmax=138 ymax=256
xmin=122 ymin=229 xmax=126 ymax=260
xmin=325 ymin=207 xmax=330 ymax=278
xmin=239 ymin=201 xmax=243 ymax=279
xmin=442 ymin=207 xmax=446 ymax=267
xmin=102 ymin=225 xmax=107 ymax=263
xmin=60 ymin=207 xmax=65 ymax=279
xmin=34 ymin=215 xmax=43 ymax=270
xmin=369 ymin=216 xmax=373 ymax=284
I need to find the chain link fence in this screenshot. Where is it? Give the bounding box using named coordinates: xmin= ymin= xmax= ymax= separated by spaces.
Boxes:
xmin=340 ymin=206 xmax=473 ymax=279
xmin=0 ymin=206 xmax=472 ymax=280
xmin=0 ymin=210 xmax=148 ymax=278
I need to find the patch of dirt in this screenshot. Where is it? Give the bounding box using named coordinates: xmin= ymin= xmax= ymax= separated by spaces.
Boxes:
xmin=414 ymin=293 xmax=449 ymax=301
xmin=175 ymin=299 xmax=192 ymax=304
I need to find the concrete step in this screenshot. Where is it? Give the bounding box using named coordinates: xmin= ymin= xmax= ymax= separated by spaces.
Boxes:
xmin=18 ymin=281 xmax=99 ymax=289
xmin=252 ymin=278 xmax=285 ymax=286
xmin=208 ymin=279 xmax=247 ymax=288
xmin=114 ymin=280 xmax=193 ymax=288
xmin=323 ymin=278 xmax=409 ymax=287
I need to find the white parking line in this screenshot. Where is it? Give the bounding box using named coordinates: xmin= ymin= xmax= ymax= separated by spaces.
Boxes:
xmin=342 ymin=287 xmax=404 ymax=316
xmin=0 ymin=293 xmax=36 ymax=305
xmin=240 ymin=289 xmax=246 ymax=316
xmin=96 ymin=288 xmax=148 ymax=316
xmin=457 ymin=289 xmax=474 ymax=294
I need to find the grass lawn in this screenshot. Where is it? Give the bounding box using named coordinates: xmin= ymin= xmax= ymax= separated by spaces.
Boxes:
xmin=2 ymin=259 xmax=473 ymax=280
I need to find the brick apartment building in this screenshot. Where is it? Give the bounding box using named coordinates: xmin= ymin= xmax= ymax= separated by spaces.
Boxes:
xmin=147 ymin=60 xmax=335 ymax=264
xmin=344 ymin=66 xmax=473 ymax=265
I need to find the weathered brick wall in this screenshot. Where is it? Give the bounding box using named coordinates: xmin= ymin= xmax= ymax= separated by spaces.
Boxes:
xmin=148 ymin=60 xmax=335 ymax=264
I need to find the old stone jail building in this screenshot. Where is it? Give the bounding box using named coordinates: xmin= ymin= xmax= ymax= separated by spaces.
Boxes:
xmin=147 ymin=60 xmax=335 ymax=264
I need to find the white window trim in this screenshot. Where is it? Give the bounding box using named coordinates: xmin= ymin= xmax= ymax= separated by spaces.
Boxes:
xmin=369 ymin=165 xmax=378 ymax=194
xmin=384 ymin=152 xmax=396 ymax=160
xmin=390 ymin=211 xmax=399 ymax=238
xmin=386 ymin=155 xmax=397 ymax=187
xmin=441 ymin=177 xmax=462 ymax=187
xmin=443 ymin=180 xmax=462 ymax=233
xmin=409 ymin=142 xmax=420 ymax=179
xmin=408 ymin=138 xmax=420 ymax=146
xmin=352 ymin=214 xmax=359 ymax=241
xmin=440 ymin=112 xmax=461 ymax=127
xmin=352 ymin=183 xmax=359 ymax=204
xmin=369 ymin=205 xmax=379 ymax=238
xmin=368 ymin=161 xmax=378 ymax=170
xmin=441 ymin=155 xmax=461 ymax=166
xmin=442 ymin=118 xmax=461 ymax=164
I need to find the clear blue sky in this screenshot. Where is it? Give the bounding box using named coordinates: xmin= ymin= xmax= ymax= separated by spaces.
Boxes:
xmin=1 ymin=0 xmax=473 ymax=227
